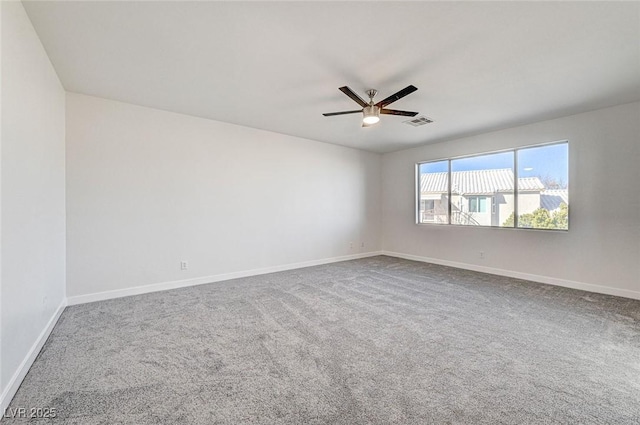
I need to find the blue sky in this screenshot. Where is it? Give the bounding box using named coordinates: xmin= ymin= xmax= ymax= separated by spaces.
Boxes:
xmin=420 ymin=143 xmax=568 ymax=184
xmin=517 ymin=143 xmax=568 ymax=183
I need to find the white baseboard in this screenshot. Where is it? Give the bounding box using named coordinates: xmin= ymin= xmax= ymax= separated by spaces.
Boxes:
xmin=67 ymin=251 xmax=384 ymax=306
xmin=382 ymin=251 xmax=640 ymax=300
xmin=0 ymin=299 xmax=67 ymax=413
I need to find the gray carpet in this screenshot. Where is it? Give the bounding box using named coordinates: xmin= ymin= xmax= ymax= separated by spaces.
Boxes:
xmin=6 ymin=256 xmax=640 ymax=424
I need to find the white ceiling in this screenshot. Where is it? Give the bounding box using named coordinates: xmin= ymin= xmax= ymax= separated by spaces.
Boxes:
xmin=23 ymin=1 xmax=640 ymax=153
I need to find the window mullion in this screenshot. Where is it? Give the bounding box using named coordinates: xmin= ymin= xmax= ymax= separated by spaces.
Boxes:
xmin=447 ymin=159 xmax=452 ymax=224
xmin=513 ymin=149 xmax=519 ymax=228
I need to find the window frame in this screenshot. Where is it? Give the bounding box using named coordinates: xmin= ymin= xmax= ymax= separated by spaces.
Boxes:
xmin=416 ymin=140 xmax=569 ymax=231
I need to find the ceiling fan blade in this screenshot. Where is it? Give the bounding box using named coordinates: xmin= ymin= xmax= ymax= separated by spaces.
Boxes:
xmin=322 ymin=110 xmax=362 ymax=116
xmin=339 ymin=86 xmax=368 ymax=107
xmin=375 ymin=85 xmax=418 ymax=108
xmin=380 ymin=109 xmax=419 ymax=117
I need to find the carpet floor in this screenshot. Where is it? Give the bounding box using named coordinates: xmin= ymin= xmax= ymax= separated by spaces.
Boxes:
xmin=6 ymin=256 xmax=640 ymax=424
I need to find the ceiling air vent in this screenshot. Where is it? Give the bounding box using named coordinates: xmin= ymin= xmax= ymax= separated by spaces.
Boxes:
xmin=403 ymin=116 xmax=433 ymax=127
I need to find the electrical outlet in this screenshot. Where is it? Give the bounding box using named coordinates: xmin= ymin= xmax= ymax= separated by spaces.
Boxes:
xmin=361 ymin=242 xmax=365 ymax=248
xmin=479 ymin=251 xmax=485 ymax=260
xmin=180 ymin=261 xmax=189 ymax=270
xmin=350 ymin=242 xmax=354 ymax=250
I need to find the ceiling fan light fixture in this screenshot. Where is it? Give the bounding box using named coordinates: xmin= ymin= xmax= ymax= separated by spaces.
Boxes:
xmin=362 ymin=105 xmax=380 ymax=125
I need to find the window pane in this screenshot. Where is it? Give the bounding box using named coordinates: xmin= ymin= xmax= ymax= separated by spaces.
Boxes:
xmin=469 ymin=197 xmax=478 ymax=212
xmin=479 ymin=197 xmax=487 ymax=213
xmin=418 ymin=160 xmax=449 ymax=224
xmin=517 ymin=143 xmax=569 ymax=230
xmin=451 ymin=151 xmax=515 ymax=227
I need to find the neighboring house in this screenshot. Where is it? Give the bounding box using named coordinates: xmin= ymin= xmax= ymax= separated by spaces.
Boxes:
xmin=419 ymin=169 xmax=567 ymax=225
xmin=540 ymin=189 xmax=569 ymax=212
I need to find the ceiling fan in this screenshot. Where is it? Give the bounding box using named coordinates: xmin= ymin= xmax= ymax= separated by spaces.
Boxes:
xmin=323 ymin=85 xmax=419 ymax=127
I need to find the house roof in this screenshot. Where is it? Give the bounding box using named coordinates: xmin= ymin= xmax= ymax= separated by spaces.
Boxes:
xmin=420 ymin=169 xmax=544 ymax=195
xmin=541 ymin=190 xmax=569 ymax=211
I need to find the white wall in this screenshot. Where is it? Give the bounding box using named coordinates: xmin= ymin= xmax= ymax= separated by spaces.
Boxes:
xmin=66 ymin=93 xmax=381 ymax=299
xmin=382 ymin=102 xmax=640 ymax=299
xmin=1 ymin=0 xmax=66 ymax=407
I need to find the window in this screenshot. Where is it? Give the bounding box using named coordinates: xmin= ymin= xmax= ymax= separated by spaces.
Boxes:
xmin=417 ymin=141 xmax=568 ymax=230
xmin=418 ymin=160 xmax=449 ymax=224
xmin=468 ymin=196 xmax=488 ymax=213
xmin=421 ymin=199 xmax=435 ymax=211
xmin=451 ymin=150 xmax=514 ymax=227
xmin=516 ymin=143 xmax=569 ymax=230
